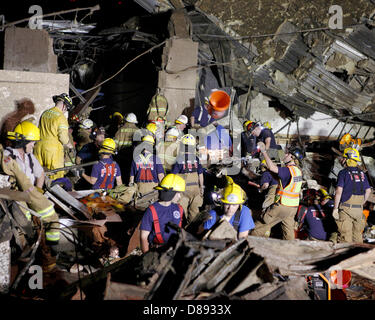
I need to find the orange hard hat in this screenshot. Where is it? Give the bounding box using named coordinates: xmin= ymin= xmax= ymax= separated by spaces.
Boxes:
xmin=340 ymin=133 xmax=352 ymax=146
xmin=208 ymin=90 xmax=230 ymax=112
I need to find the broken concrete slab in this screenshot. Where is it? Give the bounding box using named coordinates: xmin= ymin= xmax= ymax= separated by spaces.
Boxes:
xmin=0 ymin=69 xmax=69 ymax=124
xmin=4 ymin=27 xmax=58 ymax=73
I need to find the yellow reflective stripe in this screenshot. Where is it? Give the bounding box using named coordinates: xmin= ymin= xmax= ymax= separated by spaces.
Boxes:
xmin=37 ymin=205 xmax=55 ymax=219
xmin=120 ymin=128 xmax=137 ymax=133
xmin=58 ymin=125 xmax=69 ymax=129
xmin=118 ymin=141 xmax=132 ymax=146
xmin=149 ymin=107 xmax=166 ymax=112
xmin=45 ymin=231 xmax=60 ymax=242
xmin=25 ymin=211 xmax=31 ymax=221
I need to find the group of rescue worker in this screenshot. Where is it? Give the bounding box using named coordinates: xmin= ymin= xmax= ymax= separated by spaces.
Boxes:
xmin=0 ymin=88 xmax=373 ymax=275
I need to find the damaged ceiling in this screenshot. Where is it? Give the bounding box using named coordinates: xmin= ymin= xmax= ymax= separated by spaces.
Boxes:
xmin=4 ymin=0 xmax=375 ymax=126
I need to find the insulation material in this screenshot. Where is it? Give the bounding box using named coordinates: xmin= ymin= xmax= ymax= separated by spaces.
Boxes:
xmin=0 ymin=240 xmax=10 ymax=294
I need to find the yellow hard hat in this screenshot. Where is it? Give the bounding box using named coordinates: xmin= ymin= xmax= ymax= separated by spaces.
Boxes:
xmin=146 ymin=122 xmax=157 ymax=135
xmin=7 ymin=121 xmax=40 ymax=141
xmin=221 ymin=183 xmax=246 ymax=205
xmin=319 ymin=188 xmax=332 ymax=200
xmin=243 ymin=120 xmax=251 ymax=131
xmin=340 ymin=133 xmax=352 ymax=146
xmin=263 ymin=121 xmax=272 ymax=129
xmin=53 ymin=93 xmax=73 ymax=110
xmin=342 ymin=147 xmax=361 ymax=162
xmin=181 ymin=134 xmax=196 ymax=146
xmin=110 ymin=112 xmax=123 ymax=120
xmin=142 ymin=135 xmax=155 ymax=145
xmin=155 ymin=173 xmax=186 ymax=192
xmin=99 ymin=138 xmax=116 ymax=154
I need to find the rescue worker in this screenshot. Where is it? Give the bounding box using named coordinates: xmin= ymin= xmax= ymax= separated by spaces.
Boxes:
xmin=114 ymin=113 xmax=139 ymax=151
xmin=296 ymin=189 xmax=337 ymax=241
xmin=204 ymin=124 xmax=233 ymax=162
xmin=333 ymin=147 xmax=372 ymax=243
xmin=172 ymin=115 xmax=188 ymax=138
xmin=76 ymin=119 xmax=94 ymax=152
xmin=107 ymin=111 xmax=124 ymax=138
xmin=133 ymin=122 xmax=158 ymax=144
xmin=76 ymin=127 xmax=105 ymax=164
xmin=258 ymin=159 xmax=279 ymax=211
xmin=34 ymin=93 xmax=73 ymax=181
xmin=241 ymin=120 xmax=257 ymax=157
xmin=81 ymin=138 xmax=122 ymax=190
xmin=146 ymin=93 xmax=168 ymax=124
xmin=248 ymin=121 xmax=284 ymax=162
xmin=156 ymin=127 xmax=180 ymax=172
xmin=171 ymin=134 xmax=204 ymax=223
xmin=3 ymin=125 xmax=60 ymax=272
xmin=251 ymin=142 xmax=304 ymax=240
xmin=190 ymin=100 xmax=215 ymax=128
xmin=5 ymin=121 xmax=45 ymax=190
xmin=129 ymin=135 xmax=165 ymax=196
xmin=203 ymin=180 xmax=255 ymax=239
xmin=140 ymin=173 xmax=185 ymax=253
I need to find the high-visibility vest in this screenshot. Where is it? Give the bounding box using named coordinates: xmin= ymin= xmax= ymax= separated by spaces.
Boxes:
xmin=149 ymin=204 xmax=183 ymax=244
xmin=275 ymin=165 xmax=302 ymax=207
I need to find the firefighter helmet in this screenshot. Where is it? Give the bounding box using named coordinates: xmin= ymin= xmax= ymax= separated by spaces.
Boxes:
xmin=343 ymin=147 xmax=361 ymax=162
xmin=99 ymin=138 xmax=116 ymax=154
xmin=79 ymin=119 xmax=94 ymax=129
xmin=247 ymin=121 xmax=259 ymax=132
xmin=243 ymin=120 xmax=252 ymax=131
xmin=165 ymin=127 xmax=179 ymax=138
xmin=181 ymin=134 xmax=196 ymax=146
xmin=288 ymin=146 xmax=304 ymax=161
xmin=125 ymin=113 xmax=138 ymax=124
xmin=53 ymin=93 xmax=74 ymax=110
xmin=155 ymin=173 xmax=186 ymax=192
xmin=8 ymin=121 xmax=40 ymax=141
xmin=263 ymin=121 xmax=272 ymax=129
xmin=142 ymin=135 xmax=155 ymax=145
xmin=146 ymin=123 xmax=157 ymax=135
xmin=175 ymin=115 xmax=188 ymax=125
xmin=319 ymin=188 xmax=332 ymax=200
xmin=221 ymin=183 xmax=246 ymax=205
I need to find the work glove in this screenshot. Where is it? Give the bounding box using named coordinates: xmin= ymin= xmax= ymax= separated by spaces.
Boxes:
xmin=332 ymin=208 xmax=339 ymax=220
xmin=73 ymin=168 xmax=84 ymax=178
xmin=257 ymin=142 xmax=266 ymax=153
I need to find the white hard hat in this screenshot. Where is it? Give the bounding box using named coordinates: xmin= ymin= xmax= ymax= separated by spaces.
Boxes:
xmin=165 ymin=127 xmax=179 ymax=138
xmin=175 ymin=115 xmax=188 ymax=125
xmin=79 ymin=119 xmax=94 ymax=129
xmin=125 ymin=113 xmax=138 ymax=124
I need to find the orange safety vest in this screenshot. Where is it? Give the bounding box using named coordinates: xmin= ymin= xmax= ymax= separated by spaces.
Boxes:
xmin=276 ymin=165 xmax=302 ymax=207
xmin=149 ymin=204 xmax=183 ymax=244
